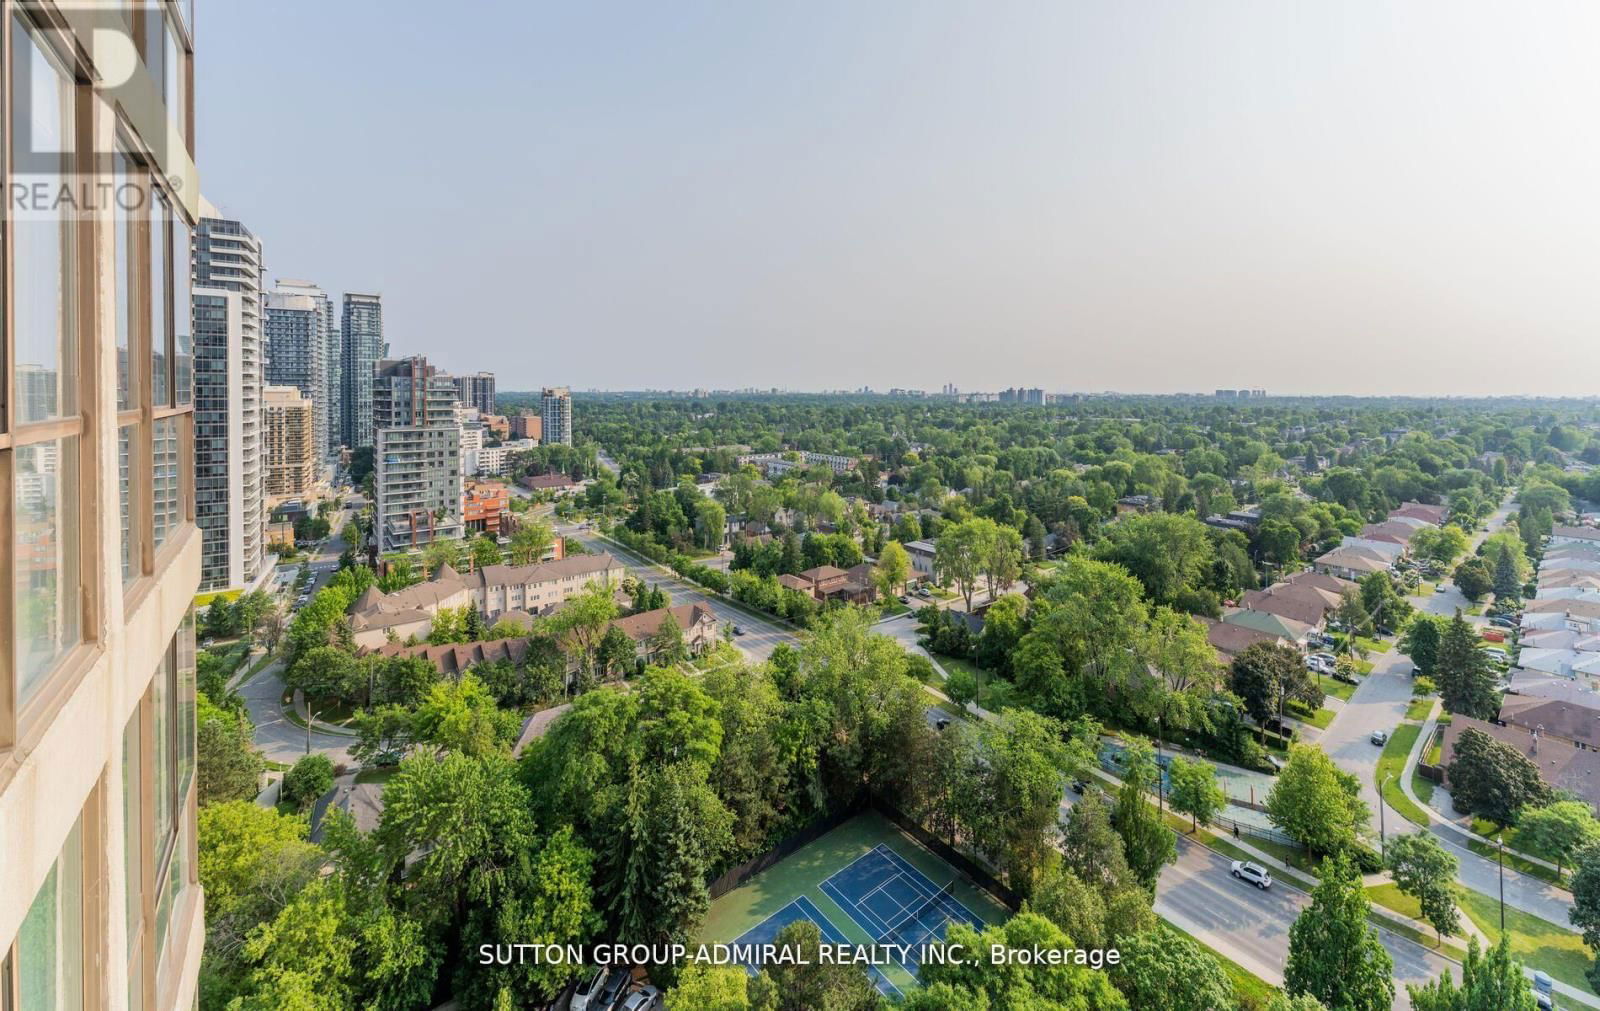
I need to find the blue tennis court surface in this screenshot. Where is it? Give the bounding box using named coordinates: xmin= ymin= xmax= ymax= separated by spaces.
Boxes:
xmin=732 ymin=895 xmax=901 ymax=998
xmin=819 ymin=844 xmax=985 ymax=975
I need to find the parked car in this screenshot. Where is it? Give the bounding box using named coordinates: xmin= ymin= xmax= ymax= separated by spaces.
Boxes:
xmin=1230 ymin=860 xmax=1272 ymax=889
xmin=732 ymin=625 xmax=745 ymax=636
xmin=1488 ymin=616 xmax=1518 ymax=629
xmin=596 ymin=969 xmax=631 ymax=1011
xmin=573 ymin=969 xmax=608 ymax=1011
xmin=619 ymin=986 xmax=664 ymax=1011
xmin=917 ymin=587 xmax=933 ymax=598
xmin=898 ymin=595 xmax=910 ymax=604
xmin=1310 ymin=651 xmax=1336 ymax=665
xmin=1332 ymin=671 xmax=1360 ymax=686
xmin=1371 ymin=730 xmax=1389 ymax=746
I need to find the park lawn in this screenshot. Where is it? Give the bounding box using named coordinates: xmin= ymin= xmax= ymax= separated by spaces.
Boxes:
xmin=353 ymin=766 xmax=398 ymax=786
xmin=1366 ymin=883 xmax=1421 ymax=920
xmin=931 ymin=653 xmax=1015 ymax=711
xmin=1159 ymin=919 xmax=1280 ymax=1010
xmin=1456 ymin=887 xmax=1596 ymax=996
xmin=1375 ymin=723 xmax=1430 ymax=827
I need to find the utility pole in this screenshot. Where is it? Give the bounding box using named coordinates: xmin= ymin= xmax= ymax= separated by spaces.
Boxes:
xmin=1380 ymin=772 xmax=1392 ymax=862
xmin=1499 ymin=828 xmax=1506 ymax=934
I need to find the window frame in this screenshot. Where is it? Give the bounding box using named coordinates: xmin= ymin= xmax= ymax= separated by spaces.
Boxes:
xmin=2 ymin=4 xmax=102 ymax=753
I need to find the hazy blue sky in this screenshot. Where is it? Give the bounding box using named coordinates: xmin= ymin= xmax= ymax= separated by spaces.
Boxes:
xmin=198 ymin=1 xmax=1600 ymax=395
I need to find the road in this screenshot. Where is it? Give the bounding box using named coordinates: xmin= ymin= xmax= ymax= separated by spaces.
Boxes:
xmin=237 ymin=660 xmax=353 ymax=766
xmin=1060 ymin=790 xmax=1449 ymax=1009
xmin=562 ymin=525 xmax=797 ymax=662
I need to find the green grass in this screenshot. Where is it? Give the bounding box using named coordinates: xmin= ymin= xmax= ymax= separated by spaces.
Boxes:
xmin=1365 ymin=882 xmax=1422 ymax=920
xmin=353 ymin=767 xmax=398 ymax=785
xmin=1286 ymin=700 xmax=1335 ymax=729
xmin=194 ymin=588 xmax=243 ymax=608
xmin=1410 ymin=769 xmax=1436 ymax=804
xmin=1415 ymin=582 xmax=1436 ymax=597
xmin=1375 ymin=723 xmax=1430 ymax=827
xmin=1321 ymin=677 xmax=1359 ymax=702
xmin=1405 ymin=697 xmax=1436 ymax=721
xmin=1159 ymin=919 xmax=1280 ymax=1009
xmin=1456 ymin=887 xmax=1596 ymax=996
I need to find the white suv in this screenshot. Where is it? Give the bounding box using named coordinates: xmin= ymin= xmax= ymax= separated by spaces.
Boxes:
xmin=1231 ymin=860 xmax=1272 ymax=890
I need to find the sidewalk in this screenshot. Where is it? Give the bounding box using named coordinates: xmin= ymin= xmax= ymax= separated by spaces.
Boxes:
xmin=1399 ymin=711 xmax=1566 ymax=879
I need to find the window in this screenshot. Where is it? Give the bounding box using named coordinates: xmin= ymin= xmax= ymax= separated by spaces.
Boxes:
xmin=13 ymin=815 xmax=84 ymax=1011
xmin=119 ymin=427 xmax=135 ymax=584
xmin=152 ymin=418 xmax=179 ymax=552
xmin=14 ymin=438 xmax=81 ymax=704
xmin=10 ymin=15 xmax=78 ymax=427
xmin=124 ymin=617 xmax=197 ymax=1007
xmin=149 ymin=188 xmax=170 ymax=407
xmin=173 ymin=216 xmax=191 ymax=406
xmin=115 ymin=152 xmax=137 ymax=411
xmin=8 ymin=13 xmax=87 ymax=718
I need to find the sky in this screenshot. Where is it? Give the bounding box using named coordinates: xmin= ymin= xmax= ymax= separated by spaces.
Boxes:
xmin=197 ymin=1 xmax=1600 ymax=396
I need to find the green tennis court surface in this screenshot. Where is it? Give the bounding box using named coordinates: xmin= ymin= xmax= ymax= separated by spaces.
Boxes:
xmin=699 ymin=811 xmax=1010 ymax=996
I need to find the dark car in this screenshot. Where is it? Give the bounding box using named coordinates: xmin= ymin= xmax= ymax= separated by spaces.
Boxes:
xmin=732 ymin=625 xmax=745 ymax=636
xmin=596 ymin=968 xmax=631 ymax=1010
xmin=1070 ymin=779 xmax=1088 ymax=794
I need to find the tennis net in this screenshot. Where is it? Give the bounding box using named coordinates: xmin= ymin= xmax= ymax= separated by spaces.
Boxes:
xmin=881 ymin=877 xmax=958 ymax=945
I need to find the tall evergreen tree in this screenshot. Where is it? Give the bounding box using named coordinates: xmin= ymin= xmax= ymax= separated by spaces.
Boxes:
xmin=1284 ymin=852 xmax=1395 ymax=1011
xmin=1492 ymin=547 xmax=1522 ymax=600
xmin=1435 ymin=610 xmax=1498 ymax=719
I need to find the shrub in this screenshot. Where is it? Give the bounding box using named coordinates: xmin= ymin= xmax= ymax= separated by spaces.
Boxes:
xmin=281 ymin=753 xmax=335 ymax=811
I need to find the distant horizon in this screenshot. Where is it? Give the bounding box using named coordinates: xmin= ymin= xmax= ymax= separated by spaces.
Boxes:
xmin=492 ymin=387 xmax=1600 ymax=401
xmin=200 ymin=1 xmax=1600 ymax=394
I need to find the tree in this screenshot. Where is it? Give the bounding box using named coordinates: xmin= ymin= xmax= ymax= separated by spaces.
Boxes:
xmin=667 ymin=965 xmax=765 ymax=1011
xmin=974 ymin=709 xmax=1083 ymax=888
xmin=1016 ymin=556 xmax=1148 ymax=719
xmin=1385 ymin=831 xmax=1460 ymax=941
xmin=1514 ymin=800 xmax=1600 ymax=879
xmin=1231 ymin=642 xmax=1318 ymax=729
xmin=1094 ymin=512 xmax=1216 ymax=607
xmin=198 ymin=801 xmax=326 ymax=1003
xmin=1401 ymin=614 xmax=1445 ymax=677
xmin=411 ymin=674 xmax=520 ymax=757
xmin=470 ymin=535 xmax=503 ymax=570
xmin=1109 ymin=927 xmax=1235 ymax=1011
xmin=1258 ymin=518 xmax=1302 ymax=565
xmin=647 ymin=613 xmax=690 ymax=666
xmin=979 ymin=519 xmax=1025 ymax=600
xmin=197 ymin=691 xmax=266 ymax=806
xmin=1453 ymin=557 xmax=1493 ymax=601
xmin=758 ymin=919 xmax=882 ymax=1011
xmin=1114 ymin=769 xmax=1176 ymax=890
xmin=227 ymin=877 xmax=357 ymax=1010
xmin=935 ymin=519 xmax=987 ymax=611
xmin=1492 ymin=547 xmax=1522 ymax=601
xmin=1284 ymin=852 xmax=1395 ymax=1011
xmin=974 ymin=593 xmax=1027 ymax=675
xmin=1335 ymin=588 xmax=1375 ymax=638
xmin=873 ymin=540 xmax=911 ymax=601
xmin=350 ymin=704 xmax=415 ymax=768
xmin=1435 ymin=611 xmax=1499 ymax=720
xmin=1167 ymin=756 xmax=1225 ymax=832
xmin=549 ymin=582 xmax=621 ymax=680
xmin=1266 ymin=744 xmax=1369 ymax=856
xmin=944 ymin=666 xmax=978 ymax=711
xmin=509 ymin=518 xmax=555 ymax=565
xmin=1358 ymin=570 xmax=1411 ymax=630
xmin=1407 ymin=935 xmax=1539 ymax=1011
xmin=1570 ymin=845 xmax=1600 ymax=991
xmin=1445 ymin=727 xmax=1551 ymax=828
xmin=1131 ymin=607 xmax=1221 ymax=755
xmin=914 ymin=913 xmax=1127 ymax=1010
xmin=281 ymin=753 xmax=335 ymax=811
xmin=422 ymin=537 xmax=465 ymax=575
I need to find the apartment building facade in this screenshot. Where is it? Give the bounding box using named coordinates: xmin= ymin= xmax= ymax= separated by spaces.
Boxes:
xmin=453 ymin=371 xmax=496 ymax=416
xmin=262 ymin=385 xmax=317 ymax=501
xmin=2 ymin=3 xmax=205 ymax=1008
xmin=263 ymin=279 xmax=335 ymax=468
xmin=540 ymin=386 xmax=572 ymax=446
xmin=192 ymin=208 xmax=266 ymax=592
xmin=373 ymin=357 xmax=464 ymax=551
xmin=340 ymin=292 xmax=384 ymax=450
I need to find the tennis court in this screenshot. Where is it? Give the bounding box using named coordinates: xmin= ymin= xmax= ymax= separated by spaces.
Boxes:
xmin=731 ymin=896 xmax=901 ymax=998
xmin=819 ymin=844 xmax=986 ymax=975
xmin=700 ymin=811 xmax=1010 ymax=998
